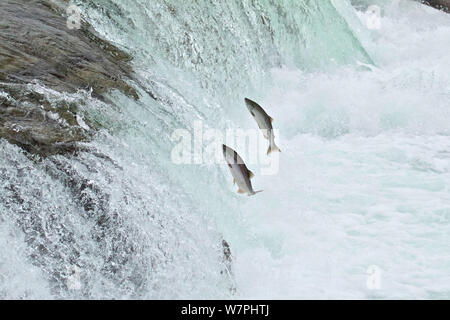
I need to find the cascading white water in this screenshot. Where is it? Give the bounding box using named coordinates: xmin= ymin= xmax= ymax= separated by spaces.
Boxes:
xmin=1 ymin=0 xmax=449 ymax=299
xmin=232 ymin=1 xmax=450 ymax=299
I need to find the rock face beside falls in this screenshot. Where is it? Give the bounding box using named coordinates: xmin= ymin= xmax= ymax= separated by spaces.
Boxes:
xmin=0 ymin=0 xmax=138 ymax=157
xmin=423 ymin=0 xmax=450 ymax=12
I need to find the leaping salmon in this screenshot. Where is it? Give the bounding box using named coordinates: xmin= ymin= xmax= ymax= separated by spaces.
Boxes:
xmin=222 ymin=144 xmax=263 ymax=196
xmin=245 ymin=98 xmax=281 ymax=155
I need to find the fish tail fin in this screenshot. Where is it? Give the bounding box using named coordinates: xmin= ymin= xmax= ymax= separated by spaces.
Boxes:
xmin=267 ymin=142 xmax=281 ymax=155
xmin=250 ymin=190 xmax=263 ymax=196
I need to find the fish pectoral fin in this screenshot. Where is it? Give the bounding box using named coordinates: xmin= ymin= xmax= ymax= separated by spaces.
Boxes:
xmin=249 ymin=190 xmax=263 ymax=196
xmin=248 ymin=170 xmax=255 ymax=179
xmin=267 ymin=143 xmax=281 ymax=155
xmin=233 ymin=178 xmax=236 ymax=185
xmin=237 ymin=188 xmax=246 ymax=194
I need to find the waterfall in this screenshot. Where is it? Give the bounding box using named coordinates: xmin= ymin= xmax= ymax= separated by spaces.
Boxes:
xmin=1 ymin=0 xmax=450 ymax=299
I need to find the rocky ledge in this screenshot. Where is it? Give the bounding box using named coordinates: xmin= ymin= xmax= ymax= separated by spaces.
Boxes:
xmin=0 ymin=0 xmax=138 ymax=157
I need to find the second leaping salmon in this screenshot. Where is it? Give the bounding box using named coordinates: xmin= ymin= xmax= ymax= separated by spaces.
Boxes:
xmin=245 ymin=98 xmax=281 ymax=155
xmin=222 ymin=144 xmax=263 ymax=196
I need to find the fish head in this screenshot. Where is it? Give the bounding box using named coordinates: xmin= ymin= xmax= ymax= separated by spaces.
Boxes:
xmin=222 ymin=144 xmax=228 ymax=155
xmin=222 ymin=144 xmax=233 ymax=162
xmin=223 ymin=144 xmax=244 ymax=165
xmin=244 ymin=98 xmax=256 ymax=114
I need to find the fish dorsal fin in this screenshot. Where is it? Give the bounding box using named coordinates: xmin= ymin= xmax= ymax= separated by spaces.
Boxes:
xmin=237 ymin=188 xmax=246 ymax=194
xmin=248 ymin=170 xmax=255 ymax=179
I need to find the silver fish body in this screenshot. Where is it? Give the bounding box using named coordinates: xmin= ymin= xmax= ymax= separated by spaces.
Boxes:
xmin=222 ymin=145 xmax=262 ymax=196
xmin=245 ymin=98 xmax=281 ymax=155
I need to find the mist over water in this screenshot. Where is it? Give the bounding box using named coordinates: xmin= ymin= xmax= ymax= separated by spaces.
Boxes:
xmin=1 ymin=0 xmax=450 ymax=299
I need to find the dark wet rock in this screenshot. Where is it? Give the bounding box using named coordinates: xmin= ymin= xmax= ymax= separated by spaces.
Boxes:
xmin=0 ymin=0 xmax=138 ymax=157
xmin=0 ymin=0 xmax=137 ymax=100
xmin=222 ymin=239 xmax=232 ymax=268
xmin=221 ymin=239 xmax=236 ymax=294
xmin=422 ymin=0 xmax=450 ymax=12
